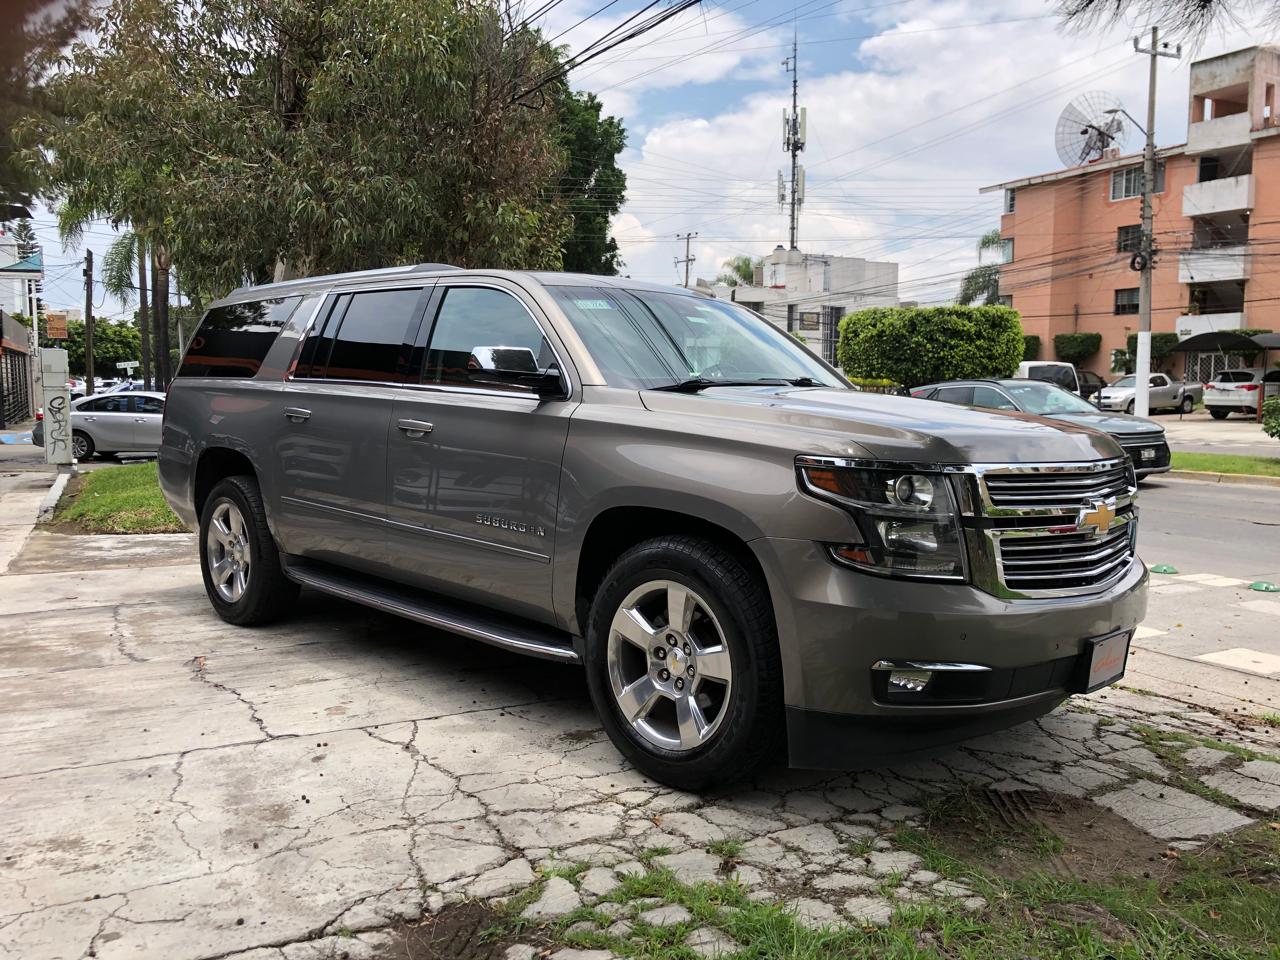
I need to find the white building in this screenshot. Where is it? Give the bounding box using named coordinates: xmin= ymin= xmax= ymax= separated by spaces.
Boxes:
xmin=698 ymin=245 xmax=899 ymax=362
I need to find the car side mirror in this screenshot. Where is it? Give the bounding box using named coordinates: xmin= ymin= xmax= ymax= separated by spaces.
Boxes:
xmin=467 ymin=346 xmax=567 ymax=399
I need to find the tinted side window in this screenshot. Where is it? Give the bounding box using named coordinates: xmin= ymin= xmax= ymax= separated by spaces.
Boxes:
xmin=424 ymin=288 xmax=555 ymax=393
xmin=323 ymin=288 xmax=424 ymax=383
xmin=973 ymin=386 xmax=1017 ymax=410
xmin=179 ymin=298 xmax=301 ymax=378
xmin=934 ymin=386 xmax=974 ymax=405
xmin=136 ymin=396 xmax=165 ymax=414
xmin=80 ymin=395 xmax=130 ymax=413
xmin=1029 ymin=364 xmax=1076 ymax=389
xmin=295 ymin=294 xmax=348 ymax=379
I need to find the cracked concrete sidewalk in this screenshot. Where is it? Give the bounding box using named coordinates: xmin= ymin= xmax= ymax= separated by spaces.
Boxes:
xmin=2 ymin=472 xmax=1279 ymax=960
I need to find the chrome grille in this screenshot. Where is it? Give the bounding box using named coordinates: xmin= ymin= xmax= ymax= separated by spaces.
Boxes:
xmin=971 ymin=458 xmax=1138 ymax=598
xmin=994 ymin=522 xmax=1135 ymax=592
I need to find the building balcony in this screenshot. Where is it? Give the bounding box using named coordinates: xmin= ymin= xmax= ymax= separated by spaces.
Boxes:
xmin=1186 ymin=112 xmax=1252 ymax=154
xmin=1179 ymin=245 xmax=1250 ymax=283
xmin=1182 ymin=174 xmax=1254 ymax=217
xmin=1176 ymin=311 xmax=1245 ymax=340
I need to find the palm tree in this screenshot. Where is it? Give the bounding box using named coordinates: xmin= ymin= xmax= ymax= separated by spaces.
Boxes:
xmin=716 ymin=255 xmax=758 ymax=287
xmin=957 ymin=230 xmax=1005 ymax=306
xmin=101 ymin=230 xmax=152 ymax=389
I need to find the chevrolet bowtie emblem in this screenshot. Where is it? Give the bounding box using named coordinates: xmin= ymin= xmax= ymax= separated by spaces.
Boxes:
xmin=1078 ymin=500 xmax=1117 ymax=535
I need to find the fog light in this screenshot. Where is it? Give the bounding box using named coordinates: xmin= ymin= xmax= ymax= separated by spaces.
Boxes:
xmin=887 ymin=670 xmax=932 ymax=693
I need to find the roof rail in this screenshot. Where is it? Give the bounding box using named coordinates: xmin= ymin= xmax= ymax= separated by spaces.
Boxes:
xmin=416 ymin=263 xmax=461 ymax=271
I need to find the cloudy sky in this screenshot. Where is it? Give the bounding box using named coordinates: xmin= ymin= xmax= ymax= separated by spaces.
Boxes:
xmin=23 ymin=0 xmax=1275 ymax=317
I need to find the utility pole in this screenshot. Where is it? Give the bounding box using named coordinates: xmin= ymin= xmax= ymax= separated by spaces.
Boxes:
xmin=781 ymin=32 xmax=806 ymax=332
xmin=1132 ymin=26 xmax=1182 ymax=418
xmin=83 ymin=249 xmax=95 ymax=396
xmin=675 ymin=232 xmax=697 ymax=288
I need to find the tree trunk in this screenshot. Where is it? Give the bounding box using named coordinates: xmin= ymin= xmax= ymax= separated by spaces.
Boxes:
xmin=137 ymin=239 xmax=151 ymax=390
xmin=152 ymin=245 xmax=172 ymax=387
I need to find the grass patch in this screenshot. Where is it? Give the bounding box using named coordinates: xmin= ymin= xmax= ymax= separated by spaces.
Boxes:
xmin=706 ymin=838 xmax=744 ymax=860
xmin=1170 ymin=452 xmax=1280 ymax=478
xmin=1261 ymin=713 xmax=1280 ymax=729
xmin=1128 ymin=724 xmax=1279 ymax=765
xmin=52 ymin=462 xmax=184 ymax=533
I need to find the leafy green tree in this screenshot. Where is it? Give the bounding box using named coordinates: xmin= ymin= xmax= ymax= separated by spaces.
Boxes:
xmin=717 ymin=255 xmax=758 ymax=287
xmin=957 ymin=229 xmax=1005 ymax=306
xmin=555 ymin=86 xmax=626 ymax=275
xmin=1057 ymin=0 xmax=1261 ymax=37
xmin=837 ymin=305 xmax=1024 ymax=387
xmin=1 ymin=1 xmax=89 ymax=219
xmin=1053 ymin=333 xmax=1102 ymax=365
xmin=27 ymin=0 xmax=573 ymax=300
xmin=43 ymin=318 xmax=140 ymax=377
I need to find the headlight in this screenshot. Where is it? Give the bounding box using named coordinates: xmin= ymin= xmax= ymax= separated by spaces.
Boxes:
xmin=796 ymin=457 xmax=966 ymax=581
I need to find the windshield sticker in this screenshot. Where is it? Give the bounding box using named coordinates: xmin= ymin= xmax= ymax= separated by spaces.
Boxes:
xmin=574 ymin=299 xmax=613 ymax=311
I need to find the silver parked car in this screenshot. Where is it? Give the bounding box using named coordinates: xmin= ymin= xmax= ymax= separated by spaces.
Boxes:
xmin=33 ymin=390 xmax=167 ymax=459
xmin=158 ymin=265 xmax=1147 ymax=790
xmin=1095 ymin=373 xmax=1202 ymax=414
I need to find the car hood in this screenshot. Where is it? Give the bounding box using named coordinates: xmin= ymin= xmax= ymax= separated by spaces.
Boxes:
xmin=1098 ymin=385 xmax=1135 ymax=396
xmin=1043 ymin=411 xmax=1164 ymax=436
xmin=639 ymin=386 xmax=1122 ymax=464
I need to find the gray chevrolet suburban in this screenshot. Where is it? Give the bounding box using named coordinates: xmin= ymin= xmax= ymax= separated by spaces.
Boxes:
xmin=159 ymin=264 xmax=1148 ymax=789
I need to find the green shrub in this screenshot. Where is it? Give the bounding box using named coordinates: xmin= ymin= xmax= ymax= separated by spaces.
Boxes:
xmin=1264 ymin=396 xmax=1280 ymax=442
xmin=1023 ymin=335 xmax=1040 ymax=362
xmin=1118 ymin=332 xmax=1182 ymax=373
xmin=836 ymin=305 xmax=1022 ymax=388
xmin=1053 ymin=332 xmax=1102 ymax=365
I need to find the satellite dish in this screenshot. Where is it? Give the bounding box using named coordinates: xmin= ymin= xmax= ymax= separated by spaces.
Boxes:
xmin=1055 ymin=92 xmax=1130 ymax=168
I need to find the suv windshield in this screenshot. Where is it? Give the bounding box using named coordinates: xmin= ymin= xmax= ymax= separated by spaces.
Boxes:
xmin=1001 ymin=381 xmax=1099 ymax=415
xmin=548 ymin=286 xmax=843 ymax=390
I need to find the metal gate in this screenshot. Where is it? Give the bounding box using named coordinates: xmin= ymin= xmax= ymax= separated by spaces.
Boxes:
xmin=1 ymin=347 xmax=32 ymax=428
xmin=820 ymin=305 xmax=844 ymax=366
xmin=1185 ymin=351 xmax=1248 ymax=384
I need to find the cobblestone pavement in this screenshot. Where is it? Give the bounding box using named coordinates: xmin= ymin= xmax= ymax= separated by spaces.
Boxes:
xmin=2 ymin=524 xmax=1279 ymax=960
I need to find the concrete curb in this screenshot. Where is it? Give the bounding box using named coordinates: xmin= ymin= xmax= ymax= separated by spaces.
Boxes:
xmin=1165 ymin=469 xmax=1280 ymax=488
xmin=38 ymin=471 xmax=72 ymax=519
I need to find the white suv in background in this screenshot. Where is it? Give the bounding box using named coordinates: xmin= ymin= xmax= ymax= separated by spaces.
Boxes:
xmin=1204 ymin=369 xmax=1280 ymax=419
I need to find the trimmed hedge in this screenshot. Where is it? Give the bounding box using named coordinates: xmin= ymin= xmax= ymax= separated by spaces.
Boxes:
xmin=1023 ymin=335 xmax=1041 ymax=362
xmin=1264 ymin=396 xmax=1280 ymax=442
xmin=837 ymin=305 xmax=1023 ymax=387
xmin=1053 ymin=332 xmax=1102 ymax=365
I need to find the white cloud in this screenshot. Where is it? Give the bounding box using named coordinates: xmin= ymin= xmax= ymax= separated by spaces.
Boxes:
xmin=606 ymin=0 xmax=1274 ymax=302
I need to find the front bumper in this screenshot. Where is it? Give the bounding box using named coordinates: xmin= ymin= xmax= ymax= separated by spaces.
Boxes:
xmin=1096 ymin=396 xmax=1131 ymax=411
xmin=750 ymin=537 xmax=1148 ymax=768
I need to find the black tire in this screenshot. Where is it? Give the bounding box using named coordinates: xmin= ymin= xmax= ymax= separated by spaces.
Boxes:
xmin=71 ymin=430 xmax=94 ymax=460
xmin=198 ymin=475 xmax=298 ymax=626
xmin=1180 ymin=395 xmax=1194 ymax=414
xmin=584 ymin=535 xmax=784 ymax=791
xmin=1209 ymin=408 xmax=1229 ymax=420
xmin=1125 ymin=401 xmax=1135 ymax=415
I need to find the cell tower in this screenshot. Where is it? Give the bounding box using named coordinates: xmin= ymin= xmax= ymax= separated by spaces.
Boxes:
xmin=780 ymin=33 xmax=806 ymax=250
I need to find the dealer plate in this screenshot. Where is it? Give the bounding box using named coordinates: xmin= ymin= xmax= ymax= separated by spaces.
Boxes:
xmin=1140 ymin=448 xmax=1156 ymax=460
xmin=1082 ymin=631 xmax=1130 ymax=693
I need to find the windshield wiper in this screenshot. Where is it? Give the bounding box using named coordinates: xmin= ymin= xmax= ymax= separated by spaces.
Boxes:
xmin=653 ymin=377 xmax=797 ymax=393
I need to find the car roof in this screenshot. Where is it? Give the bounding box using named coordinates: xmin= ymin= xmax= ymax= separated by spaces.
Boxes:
xmin=916 ymin=378 xmax=1051 ymax=391
xmin=216 ymin=265 xmax=708 ymax=308
xmin=73 ymin=390 xmax=167 ymax=403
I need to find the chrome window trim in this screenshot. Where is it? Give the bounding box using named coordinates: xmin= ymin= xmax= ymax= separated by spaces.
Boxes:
xmin=283 ymin=279 xmax=576 ymax=400
xmin=872 ymin=659 xmax=991 ymax=673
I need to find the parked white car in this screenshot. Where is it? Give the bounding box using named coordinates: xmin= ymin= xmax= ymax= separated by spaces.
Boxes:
xmin=1204 ymin=368 xmax=1280 ymax=419
xmin=31 ymin=390 xmax=167 ymax=459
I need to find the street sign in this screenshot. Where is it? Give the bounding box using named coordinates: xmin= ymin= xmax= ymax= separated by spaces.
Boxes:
xmin=45 ymin=311 xmax=67 ymax=340
xmin=116 ymin=360 xmax=139 ymax=371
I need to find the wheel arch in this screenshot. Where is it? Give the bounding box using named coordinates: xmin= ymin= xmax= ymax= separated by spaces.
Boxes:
xmin=570 ymin=504 xmax=774 ymax=641
xmin=194 ymin=446 xmax=258 ymax=519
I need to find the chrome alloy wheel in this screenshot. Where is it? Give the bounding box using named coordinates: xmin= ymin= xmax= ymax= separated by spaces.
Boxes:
xmin=207 ymin=500 xmax=251 ymax=603
xmin=606 ymin=579 xmax=733 ymax=752
xmin=71 ymin=433 xmax=89 ymax=459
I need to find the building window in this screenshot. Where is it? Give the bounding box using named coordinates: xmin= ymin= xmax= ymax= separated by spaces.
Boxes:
xmin=1117 ymin=224 xmax=1142 ymax=253
xmin=1110 ymin=163 xmax=1165 ymax=200
xmin=999 ymin=239 xmax=1014 ymax=263
xmin=997 ymin=295 xmax=1012 ymax=307
xmin=1115 ymin=288 xmax=1139 ymax=315
xmin=1003 ymin=188 xmax=1016 ymax=213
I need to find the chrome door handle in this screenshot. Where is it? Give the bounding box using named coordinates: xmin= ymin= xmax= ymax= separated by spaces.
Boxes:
xmin=283 ymin=407 xmax=311 ymax=422
xmin=133 ymin=418 xmax=147 ymax=423
xmin=397 ymin=418 xmax=433 ymax=438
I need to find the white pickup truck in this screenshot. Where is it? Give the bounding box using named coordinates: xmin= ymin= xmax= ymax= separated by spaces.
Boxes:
xmin=1096 ymin=373 xmax=1202 ymax=414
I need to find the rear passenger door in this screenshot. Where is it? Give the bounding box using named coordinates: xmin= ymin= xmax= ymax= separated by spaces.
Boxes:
xmin=133 ymin=395 xmax=165 ymax=449
xmin=384 ymin=282 xmax=575 ymax=623
xmin=932 ymin=385 xmax=974 ymax=406
xmin=273 ymin=285 xmax=432 ymax=574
